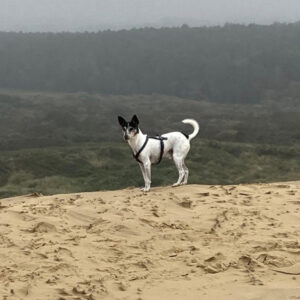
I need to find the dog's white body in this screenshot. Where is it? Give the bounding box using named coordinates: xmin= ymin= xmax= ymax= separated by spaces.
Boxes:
xmin=127 ymin=119 xmax=199 ymax=192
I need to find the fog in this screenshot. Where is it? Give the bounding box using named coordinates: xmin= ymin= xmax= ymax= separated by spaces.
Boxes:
xmin=0 ymin=0 xmax=300 ymax=32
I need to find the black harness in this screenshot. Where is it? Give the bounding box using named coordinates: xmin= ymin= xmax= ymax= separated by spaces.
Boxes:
xmin=133 ymin=135 xmax=168 ymax=165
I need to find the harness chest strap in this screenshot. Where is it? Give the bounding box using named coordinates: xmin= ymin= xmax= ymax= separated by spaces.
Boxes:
xmin=133 ymin=135 xmax=167 ymax=165
xmin=133 ymin=136 xmax=149 ymax=164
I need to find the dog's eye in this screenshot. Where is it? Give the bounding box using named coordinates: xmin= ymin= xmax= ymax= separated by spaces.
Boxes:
xmin=129 ymin=128 xmax=134 ymax=132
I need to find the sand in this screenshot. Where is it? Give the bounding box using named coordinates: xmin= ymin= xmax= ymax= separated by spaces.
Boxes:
xmin=0 ymin=182 xmax=300 ymax=299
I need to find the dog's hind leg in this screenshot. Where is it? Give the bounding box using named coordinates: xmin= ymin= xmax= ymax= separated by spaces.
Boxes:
xmin=181 ymin=161 xmax=189 ymax=185
xmin=172 ymin=156 xmax=185 ymax=187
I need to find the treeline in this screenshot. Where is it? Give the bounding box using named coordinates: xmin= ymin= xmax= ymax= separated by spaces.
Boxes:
xmin=1 ymin=22 xmax=300 ymax=103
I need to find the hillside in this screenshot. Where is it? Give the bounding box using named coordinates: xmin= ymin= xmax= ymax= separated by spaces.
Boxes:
xmin=0 ymin=183 xmax=299 ymax=299
xmin=0 ymin=91 xmax=300 ymax=150
xmin=0 ymin=91 xmax=300 ymax=198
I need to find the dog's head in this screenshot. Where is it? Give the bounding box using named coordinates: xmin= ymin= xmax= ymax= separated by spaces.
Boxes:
xmin=118 ymin=115 xmax=139 ymax=141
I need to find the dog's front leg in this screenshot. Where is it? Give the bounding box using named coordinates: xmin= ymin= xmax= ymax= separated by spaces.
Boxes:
xmin=139 ymin=163 xmax=147 ymax=190
xmin=141 ymin=159 xmax=151 ymax=192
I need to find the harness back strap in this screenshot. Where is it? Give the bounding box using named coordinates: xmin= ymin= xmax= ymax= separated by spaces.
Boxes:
xmin=157 ymin=137 xmax=165 ymax=164
xmin=133 ymin=135 xmax=167 ymax=165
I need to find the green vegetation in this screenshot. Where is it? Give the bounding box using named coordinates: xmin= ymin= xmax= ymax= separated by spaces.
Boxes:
xmin=1 ymin=140 xmax=300 ymax=199
xmin=0 ymin=92 xmax=300 ymax=151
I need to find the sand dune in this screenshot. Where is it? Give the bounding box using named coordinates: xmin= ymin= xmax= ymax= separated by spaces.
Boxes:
xmin=0 ymin=182 xmax=300 ymax=299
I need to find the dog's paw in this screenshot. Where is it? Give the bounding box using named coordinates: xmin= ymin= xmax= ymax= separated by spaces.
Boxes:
xmin=180 ymin=182 xmax=188 ymax=185
xmin=141 ymin=187 xmax=150 ymax=192
xmin=172 ymin=183 xmax=180 ymax=187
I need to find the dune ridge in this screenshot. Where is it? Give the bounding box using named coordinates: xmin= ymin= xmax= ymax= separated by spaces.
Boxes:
xmin=0 ymin=182 xmax=300 ymax=299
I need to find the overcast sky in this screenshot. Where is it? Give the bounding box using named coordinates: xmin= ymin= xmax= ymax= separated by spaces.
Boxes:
xmin=0 ymin=0 xmax=300 ymax=32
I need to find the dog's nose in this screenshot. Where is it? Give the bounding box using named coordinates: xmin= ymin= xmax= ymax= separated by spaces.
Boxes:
xmin=124 ymin=135 xmax=129 ymax=141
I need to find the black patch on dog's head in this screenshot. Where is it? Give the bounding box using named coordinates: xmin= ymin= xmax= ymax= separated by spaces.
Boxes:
xmin=118 ymin=115 xmax=139 ymax=137
xmin=128 ymin=115 xmax=139 ymax=134
xmin=129 ymin=115 xmax=139 ymax=128
xmin=118 ymin=116 xmax=128 ymax=129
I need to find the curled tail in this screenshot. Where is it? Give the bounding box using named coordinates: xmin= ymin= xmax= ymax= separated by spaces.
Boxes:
xmin=182 ymin=119 xmax=199 ymax=140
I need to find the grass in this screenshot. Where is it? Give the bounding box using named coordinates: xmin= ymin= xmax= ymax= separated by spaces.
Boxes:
xmin=0 ymin=140 xmax=300 ymax=198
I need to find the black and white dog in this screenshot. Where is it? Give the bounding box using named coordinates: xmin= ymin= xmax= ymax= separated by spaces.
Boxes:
xmin=118 ymin=115 xmax=199 ymax=192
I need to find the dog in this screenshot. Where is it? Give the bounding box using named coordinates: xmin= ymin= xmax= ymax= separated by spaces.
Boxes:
xmin=118 ymin=115 xmax=199 ymax=192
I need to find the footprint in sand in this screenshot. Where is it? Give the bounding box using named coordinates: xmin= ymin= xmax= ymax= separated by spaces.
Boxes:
xmin=197 ymin=192 xmax=210 ymax=197
xmin=151 ymin=206 xmax=161 ymax=217
xmin=55 ymin=247 xmax=74 ymax=259
xmin=199 ymin=252 xmax=230 ymax=274
xmin=72 ymin=282 xmax=96 ymax=297
xmin=0 ymin=234 xmax=15 ymax=247
xmin=177 ymin=197 xmax=193 ymax=209
xmin=237 ymin=255 xmax=264 ymax=271
xmin=256 ymin=253 xmax=294 ymax=268
xmin=30 ymin=222 xmax=57 ymax=233
xmin=247 ymin=272 xmax=264 ymax=286
xmin=115 ymin=281 xmax=129 ymax=291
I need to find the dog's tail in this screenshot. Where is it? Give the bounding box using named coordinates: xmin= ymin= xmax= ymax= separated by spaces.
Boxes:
xmin=182 ymin=119 xmax=199 ymax=141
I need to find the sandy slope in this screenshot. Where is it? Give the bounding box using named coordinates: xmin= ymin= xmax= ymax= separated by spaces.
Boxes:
xmin=0 ymin=182 xmax=300 ymax=300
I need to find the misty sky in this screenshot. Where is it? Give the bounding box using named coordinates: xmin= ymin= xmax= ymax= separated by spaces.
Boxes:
xmin=1 ymin=0 xmax=300 ymax=32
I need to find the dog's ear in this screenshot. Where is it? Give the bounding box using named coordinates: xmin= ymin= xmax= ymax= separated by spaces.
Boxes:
xmin=131 ymin=115 xmax=139 ymax=127
xmin=118 ymin=116 xmax=127 ymax=128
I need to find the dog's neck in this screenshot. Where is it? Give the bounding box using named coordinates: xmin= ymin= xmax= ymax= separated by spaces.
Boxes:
xmin=128 ymin=129 xmax=147 ymax=154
